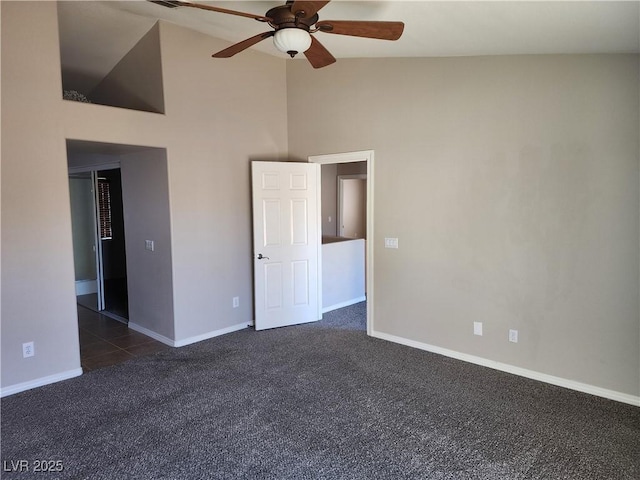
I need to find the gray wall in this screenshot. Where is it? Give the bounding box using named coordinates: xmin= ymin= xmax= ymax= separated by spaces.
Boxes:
xmin=90 ymin=22 xmax=164 ymax=113
xmin=321 ymin=163 xmax=338 ymax=237
xmin=120 ymin=150 xmax=174 ymax=339
xmin=2 ymin=1 xmax=638 ymax=403
xmin=2 ymin=1 xmax=81 ymax=388
xmin=338 ymin=161 xmax=366 ymax=176
xmin=1 ymin=1 xmax=287 ymax=392
xmin=321 ymin=161 xmax=368 ymax=238
xmin=287 ymin=55 xmax=640 ymax=397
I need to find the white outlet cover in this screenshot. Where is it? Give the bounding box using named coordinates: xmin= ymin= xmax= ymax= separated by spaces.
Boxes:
xmin=473 ymin=322 xmax=483 ymax=336
xmin=22 ymin=342 xmax=34 ymax=358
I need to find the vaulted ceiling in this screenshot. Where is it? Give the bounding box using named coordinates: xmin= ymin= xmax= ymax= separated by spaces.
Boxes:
xmin=58 ymin=1 xmax=640 ymax=93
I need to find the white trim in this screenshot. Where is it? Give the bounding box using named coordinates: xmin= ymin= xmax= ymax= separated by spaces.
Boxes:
xmin=129 ymin=322 xmax=249 ymax=348
xmin=68 ymin=163 xmax=121 ymax=174
xmin=75 ymin=279 xmax=97 ymax=296
xmin=315 ymin=162 xmax=323 ymax=320
xmin=173 ymin=323 xmax=249 ymax=347
xmin=0 ymin=368 xmax=83 ymax=398
xmin=309 ymin=151 xmax=373 ymax=165
xmin=322 ymin=296 xmax=367 ymax=314
xmin=100 ymin=310 xmax=128 ymax=324
xmin=308 ymin=150 xmax=375 ymax=336
xmin=128 ymin=322 xmax=175 ymax=346
xmin=371 ymin=330 xmax=640 ymax=407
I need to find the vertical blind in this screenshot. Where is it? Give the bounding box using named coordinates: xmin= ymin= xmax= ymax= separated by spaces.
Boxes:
xmin=97 ymin=179 xmax=113 ymax=240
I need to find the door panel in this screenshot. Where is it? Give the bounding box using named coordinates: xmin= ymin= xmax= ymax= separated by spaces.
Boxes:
xmin=263 ymin=200 xmax=282 ymax=246
xmin=69 ymin=174 xmax=98 ymax=297
xmin=264 ymin=263 xmax=283 ymax=310
xmin=292 ymin=260 xmax=309 ymax=306
xmin=252 ymin=161 xmax=321 ymax=330
xmin=291 ymin=199 xmax=308 ymax=245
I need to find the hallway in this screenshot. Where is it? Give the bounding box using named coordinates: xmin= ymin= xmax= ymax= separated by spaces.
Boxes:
xmin=78 ymin=305 xmax=168 ymax=371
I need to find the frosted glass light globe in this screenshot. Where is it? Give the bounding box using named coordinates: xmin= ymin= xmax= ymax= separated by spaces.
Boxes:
xmin=273 ymin=29 xmax=312 ymax=57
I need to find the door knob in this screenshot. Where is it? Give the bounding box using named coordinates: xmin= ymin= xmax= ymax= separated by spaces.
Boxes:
xmin=256 ymin=253 xmax=269 ymax=260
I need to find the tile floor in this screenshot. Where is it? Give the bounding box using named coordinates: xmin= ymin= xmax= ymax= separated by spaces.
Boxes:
xmin=78 ymin=305 xmax=169 ymax=371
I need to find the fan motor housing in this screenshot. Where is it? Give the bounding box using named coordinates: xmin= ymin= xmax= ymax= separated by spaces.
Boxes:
xmin=266 ymin=5 xmax=318 ymax=31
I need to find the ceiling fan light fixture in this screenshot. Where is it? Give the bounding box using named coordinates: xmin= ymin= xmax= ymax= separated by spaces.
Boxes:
xmin=273 ymin=28 xmax=312 ymax=57
xmin=157 ymin=0 xmax=404 ymax=68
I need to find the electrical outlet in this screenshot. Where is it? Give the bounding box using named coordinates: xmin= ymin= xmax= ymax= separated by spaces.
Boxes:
xmin=233 ymin=297 xmax=239 ymax=308
xmin=22 ymin=342 xmax=34 ymax=358
xmin=473 ymin=322 xmax=483 ymax=336
xmin=509 ymin=329 xmax=518 ymax=343
xmin=145 ymin=240 xmax=154 ymax=252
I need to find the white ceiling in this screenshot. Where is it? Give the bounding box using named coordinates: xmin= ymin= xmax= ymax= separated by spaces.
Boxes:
xmin=58 ymin=1 xmax=640 ymax=92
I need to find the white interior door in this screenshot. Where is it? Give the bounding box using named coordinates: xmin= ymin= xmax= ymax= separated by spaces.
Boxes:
xmin=252 ymin=161 xmax=321 ymax=330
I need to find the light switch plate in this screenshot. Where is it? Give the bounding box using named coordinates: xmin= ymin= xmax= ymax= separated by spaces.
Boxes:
xmin=509 ymin=329 xmax=518 ymax=343
xmin=384 ymin=237 xmax=399 ymax=249
xmin=145 ymin=240 xmax=154 ymax=252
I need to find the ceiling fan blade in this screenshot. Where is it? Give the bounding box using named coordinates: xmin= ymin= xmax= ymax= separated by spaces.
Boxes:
xmin=304 ymin=36 xmax=336 ymax=69
xmin=316 ymin=20 xmax=404 ymax=40
xmin=169 ymin=1 xmax=271 ymax=22
xmin=290 ymin=1 xmax=330 ymax=19
xmin=212 ymin=31 xmax=275 ymax=58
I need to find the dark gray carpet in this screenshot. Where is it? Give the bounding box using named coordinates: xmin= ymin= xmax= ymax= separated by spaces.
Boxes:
xmin=2 ymin=302 xmax=639 ymax=479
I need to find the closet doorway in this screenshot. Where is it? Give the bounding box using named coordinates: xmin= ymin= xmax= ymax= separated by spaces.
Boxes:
xmin=69 ymin=168 xmax=128 ymax=322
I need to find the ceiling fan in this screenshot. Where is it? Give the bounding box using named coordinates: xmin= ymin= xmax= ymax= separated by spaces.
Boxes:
xmin=150 ymin=1 xmax=404 ymax=68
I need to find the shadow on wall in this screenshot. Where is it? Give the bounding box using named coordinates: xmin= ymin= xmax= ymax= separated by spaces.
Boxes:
xmin=58 ymin=1 xmax=164 ymax=114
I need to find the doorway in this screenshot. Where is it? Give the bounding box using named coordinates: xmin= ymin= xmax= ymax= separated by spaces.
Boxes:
xmin=308 ymin=150 xmax=374 ymax=335
xmin=338 ymin=174 xmax=367 ymax=239
xmin=69 ymin=168 xmax=129 ymax=322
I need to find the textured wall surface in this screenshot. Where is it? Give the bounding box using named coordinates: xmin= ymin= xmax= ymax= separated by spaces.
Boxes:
xmin=288 ymin=55 xmax=640 ymax=397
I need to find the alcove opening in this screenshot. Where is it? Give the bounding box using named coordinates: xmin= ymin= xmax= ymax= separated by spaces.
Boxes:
xmin=58 ymin=1 xmax=165 ymax=114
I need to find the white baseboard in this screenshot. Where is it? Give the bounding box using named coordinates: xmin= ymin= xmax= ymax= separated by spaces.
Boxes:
xmin=100 ymin=311 xmax=128 ymax=324
xmin=173 ymin=322 xmax=248 ymax=347
xmin=128 ymin=322 xmax=175 ymax=346
xmin=1 ymin=368 xmax=83 ymax=398
xmin=129 ymin=322 xmax=249 ymax=348
xmin=371 ymin=330 xmax=640 ymax=407
xmin=322 ymin=296 xmax=366 ymax=314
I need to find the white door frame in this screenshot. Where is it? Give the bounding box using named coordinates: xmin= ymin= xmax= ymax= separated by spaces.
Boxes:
xmin=308 ymin=150 xmax=374 ymax=336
